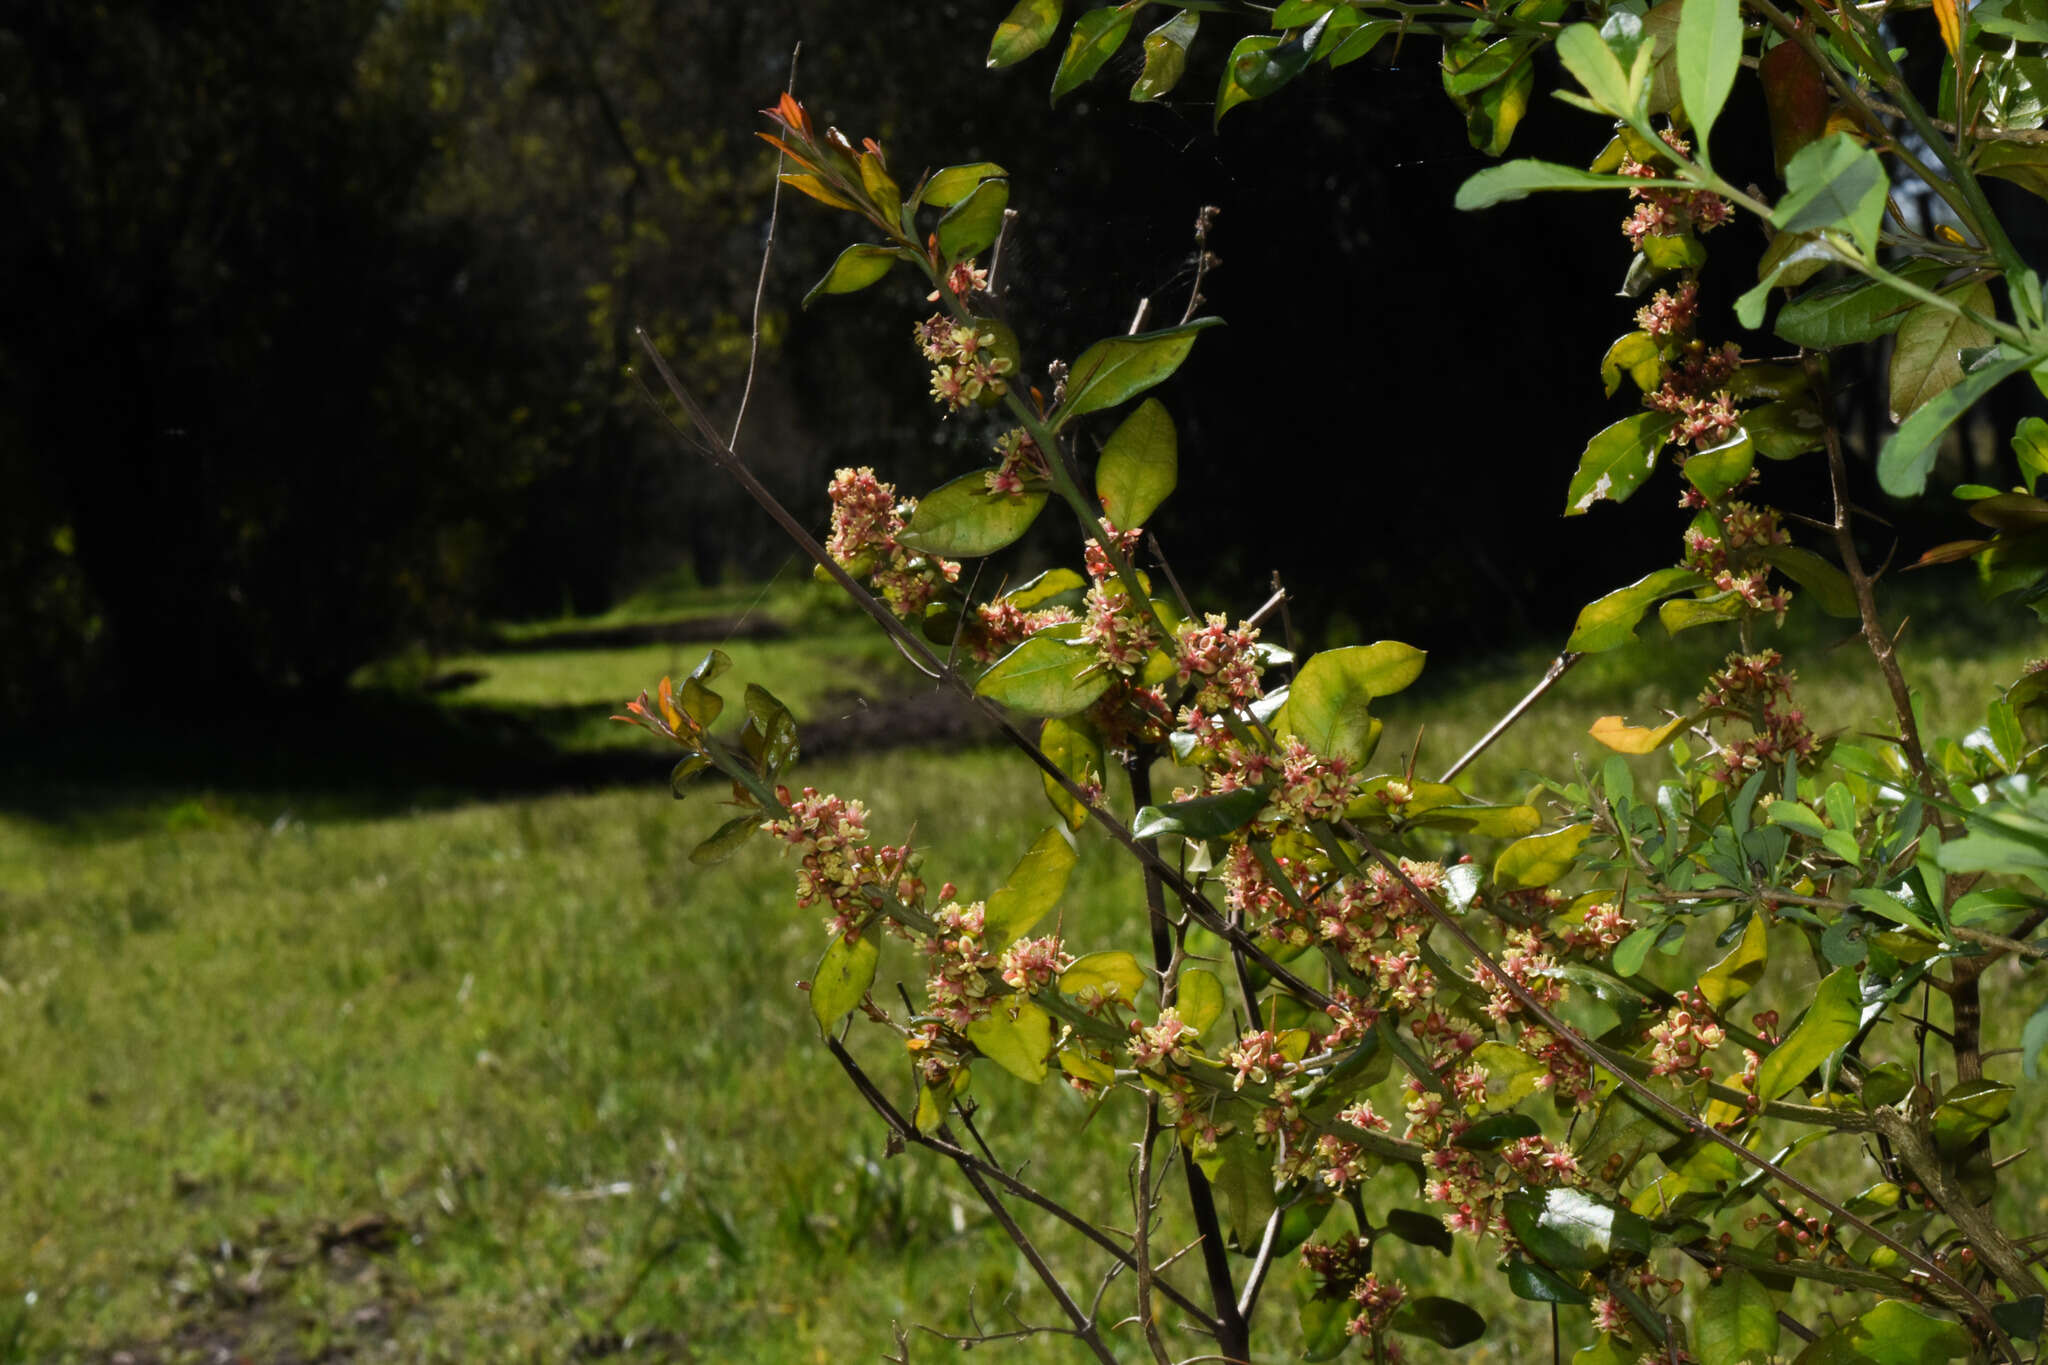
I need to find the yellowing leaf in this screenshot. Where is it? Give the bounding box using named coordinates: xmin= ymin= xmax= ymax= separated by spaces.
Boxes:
xmin=1061 ymin=950 xmax=1147 ymax=1003
xmin=1697 ymin=913 xmax=1768 ymax=1009
xmin=966 ymin=999 xmax=1054 ymax=1083
xmin=1932 ymin=0 xmax=1963 ymax=58
xmin=1589 ymin=713 xmax=1691 ymax=754
xmin=1494 ymin=823 xmax=1592 ymax=890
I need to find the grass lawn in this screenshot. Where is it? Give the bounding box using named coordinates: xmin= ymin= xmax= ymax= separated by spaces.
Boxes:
xmin=4 ymin=572 xmax=2045 ymax=1362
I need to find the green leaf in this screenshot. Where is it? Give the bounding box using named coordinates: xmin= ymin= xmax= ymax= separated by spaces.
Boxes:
xmin=1039 ymin=716 xmax=1105 ymax=832
xmin=1290 ymin=642 xmax=1425 ymax=765
xmin=1385 ymin=1207 xmax=1454 ymax=1253
xmin=936 ymin=177 xmax=1010 ymax=262
xmin=1455 ymin=159 xmax=1643 ymax=210
xmin=1567 ymin=567 xmax=1703 ymax=652
xmin=1330 ymin=18 xmax=1399 ymax=68
xmin=989 ymin=0 xmax=1064 ymax=67
xmin=1879 ymin=345 xmax=2031 ymax=497
xmin=1771 ymin=132 xmax=1887 ymax=255
xmin=1930 ymin=1077 xmax=2012 ymax=1153
xmin=1301 ymin=1295 xmax=1351 ymax=1361
xmin=1602 ymin=330 xmax=1665 ymax=397
xmin=922 ymin=162 xmax=1008 ymax=208
xmin=1887 ymin=285 xmax=1995 ymax=422
xmin=897 ymin=468 xmax=1046 ymax=558
xmin=1695 ymin=1270 xmax=1780 ymax=1365
xmin=1746 ymin=397 xmax=1827 ymax=459
xmin=1408 ymin=803 xmax=1543 ymax=837
xmin=1977 ymin=0 xmax=2048 ymax=40
xmin=1132 ymin=786 xmax=1268 ymax=840
xmin=2025 ymin=998 xmax=2048 ymax=1079
xmin=1660 ymin=591 xmax=1743 ymax=634
xmin=976 ymin=624 xmax=1112 ymax=717
xmin=1473 ymin=1040 xmax=1550 ymax=1109
xmin=1494 ymin=823 xmax=1592 ymax=890
xmin=1683 ymin=430 xmax=1754 ymax=501
xmin=1096 ymin=397 xmax=1178 ymax=529
xmin=1794 ymin=1301 xmax=1970 ymax=1365
xmin=1567 ymin=411 xmax=1676 ymax=514
xmin=1613 ymin=924 xmax=1660 ymax=977
xmin=966 ymin=999 xmax=1053 ymax=1082
xmin=2015 ymin=417 xmax=2048 ymax=494
xmin=1052 ymin=5 xmax=1138 ymax=102
xmin=1229 ymin=14 xmax=1323 ymax=98
xmin=1979 ymin=141 xmax=2048 ymax=204
xmin=1176 ymin=968 xmax=1226 ymax=1038
xmin=1678 ymin=0 xmax=1742 ymax=153
xmin=1055 ymin=317 xmax=1224 ymax=425
xmin=1392 ymin=1298 xmax=1486 ymax=1348
xmin=691 ymin=812 xmax=762 ymax=865
xmin=1503 ymin=1187 xmax=1653 ymax=1272
xmin=802 ymin=243 xmax=901 ymax=308
xmin=1508 ymin=1256 xmax=1590 ymax=1305
xmin=1555 ymin=21 xmax=1635 ymax=113
xmin=1209 ymin=1132 xmax=1278 ymax=1245
xmin=1060 ymin=949 xmax=1146 ymax=1003
xmin=1755 ymin=965 xmax=1860 ymax=1100
xmin=984 ymin=826 xmax=1080 ymax=945
xmin=1453 ymin=1113 xmax=1542 ymax=1150
xmin=1774 ymin=259 xmax=1953 ymax=349
xmin=1003 ymin=567 xmax=1088 ymax=610
xmin=811 ymin=931 xmax=879 ymax=1030
xmin=1132 ymin=11 xmax=1198 ymax=100
xmin=1993 ymin=1297 xmax=2046 ymax=1344
xmin=1755 ymin=545 xmax=1858 ymax=617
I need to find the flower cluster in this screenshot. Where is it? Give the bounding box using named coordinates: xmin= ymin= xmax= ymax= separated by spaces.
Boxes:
xmin=923 ymin=900 xmax=1000 ymax=1029
xmin=1174 ymin=613 xmax=1264 ymax=711
xmin=1560 ymin=901 xmax=1637 ymax=954
xmin=1636 ymin=279 xmax=1699 ymax=338
xmin=998 ymin=934 xmax=1071 ymax=993
xmin=1219 ymin=1029 xmax=1287 ymax=1090
xmin=985 ymin=428 xmax=1048 ymax=496
xmin=1647 ymin=340 xmax=1743 ymax=452
xmin=1619 ymin=132 xmax=1735 ymax=248
xmin=1645 ymin=989 xmax=1727 ymax=1078
xmin=1128 ymin=1006 xmax=1198 ymax=1069
xmin=913 ymin=310 xmax=1013 ymax=412
xmin=1684 ymin=502 xmax=1794 ymax=622
xmin=1697 ymin=649 xmax=1816 ymax=781
xmin=763 ymin=788 xmax=885 ymax=934
xmin=969 ymin=598 xmax=1075 ymax=664
xmin=825 ymin=466 xmax=961 ymax=618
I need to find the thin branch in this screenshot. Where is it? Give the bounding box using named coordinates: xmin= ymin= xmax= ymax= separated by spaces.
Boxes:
xmin=822 ymin=1036 xmax=1215 ymax=1324
xmin=730 ymin=44 xmax=800 ymax=450
xmin=633 ymin=329 xmax=1334 ymax=1009
xmin=1325 ymin=818 xmax=2015 ymax=1349
xmin=1439 ymin=651 xmax=1582 ymax=785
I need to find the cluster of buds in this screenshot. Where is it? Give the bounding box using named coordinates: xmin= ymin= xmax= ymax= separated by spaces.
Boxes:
xmin=1646 ymin=988 xmax=1727 ymax=1078
xmin=1298 ymin=859 xmax=1445 ymax=977
xmin=1516 ymin=1023 xmax=1601 ymax=1110
xmin=1619 ymin=131 xmax=1735 ymax=247
xmin=1648 ymin=341 xmax=1744 ymax=453
xmin=1344 ymin=1273 xmax=1408 ymax=1344
xmin=1270 ymin=738 xmax=1358 ymax=827
xmin=1636 ymin=280 xmax=1699 ymax=338
xmin=1081 ymin=580 xmax=1162 ymax=675
xmin=914 ymin=312 xmax=1014 ymax=413
xmin=1698 ymin=649 xmax=1816 ymax=781
xmin=825 ymin=466 xmax=961 ymax=619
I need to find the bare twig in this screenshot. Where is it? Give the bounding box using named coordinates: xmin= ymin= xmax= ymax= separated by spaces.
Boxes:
xmin=1438 ymin=651 xmax=1582 ymax=785
xmin=730 ymin=43 xmax=800 ymax=451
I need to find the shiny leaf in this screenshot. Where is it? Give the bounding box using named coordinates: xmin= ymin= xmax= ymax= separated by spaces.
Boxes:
xmin=898 ymin=468 xmax=1046 ymax=557
xmin=1039 ymin=716 xmax=1105 ymax=831
xmin=1771 ymin=133 xmax=1887 ymax=254
xmin=1567 ymin=411 xmax=1675 ymax=514
xmin=1755 ymin=965 xmax=1860 ymax=1099
xmin=984 ymin=826 xmax=1080 ymax=945
xmin=1503 ymin=1187 xmax=1653 ymax=1272
xmin=922 ymin=161 xmax=1008 ymax=208
xmin=1677 ymin=0 xmax=1742 ymax=152
xmin=1052 ymin=5 xmax=1138 ymax=102
xmin=966 ymin=999 xmax=1053 ymax=1082
xmin=812 ymin=931 xmax=879 ymax=1030
xmin=1567 ymin=567 xmax=1703 ymax=652
xmin=1494 ymin=823 xmax=1592 ymax=890
xmin=1096 ymin=397 xmax=1177 ymax=528
xmin=988 ymin=0 xmax=1064 ymax=67
xmin=936 ymin=177 xmax=1010 ymax=262
xmin=1060 ymin=949 xmax=1147 ymax=1002
xmin=1455 ymin=159 xmax=1642 ymax=209
xmin=802 ymin=243 xmax=901 ymax=308
xmin=1132 ymin=11 xmax=1198 ymax=100
xmin=1879 ymin=346 xmax=2031 ymax=497
xmin=1392 ymin=1298 xmax=1486 ymax=1348
xmin=1132 ymin=786 xmax=1268 ymax=840
xmin=976 ymin=624 xmax=1113 ymax=717
xmin=1887 ymin=284 xmax=1995 ymax=422
xmin=1056 ymin=317 xmax=1224 ymax=425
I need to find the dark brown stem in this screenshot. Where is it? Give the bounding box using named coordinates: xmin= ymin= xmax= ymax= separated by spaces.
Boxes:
xmin=1806 ymin=336 xmax=1945 ymax=809
xmin=822 ymin=1036 xmax=1215 ymax=1324
xmin=633 ymin=331 xmax=1333 ymax=1011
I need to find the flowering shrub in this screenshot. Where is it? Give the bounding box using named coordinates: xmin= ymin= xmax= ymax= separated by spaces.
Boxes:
xmin=618 ymin=13 xmax=2048 ymax=1362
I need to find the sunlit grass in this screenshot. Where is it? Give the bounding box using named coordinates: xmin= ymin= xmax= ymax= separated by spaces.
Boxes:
xmin=5 ymin=574 xmax=2046 ymax=1362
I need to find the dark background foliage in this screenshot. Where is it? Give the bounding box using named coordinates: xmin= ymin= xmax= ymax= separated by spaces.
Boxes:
xmin=1 ymin=0 xmax=2023 ymax=723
